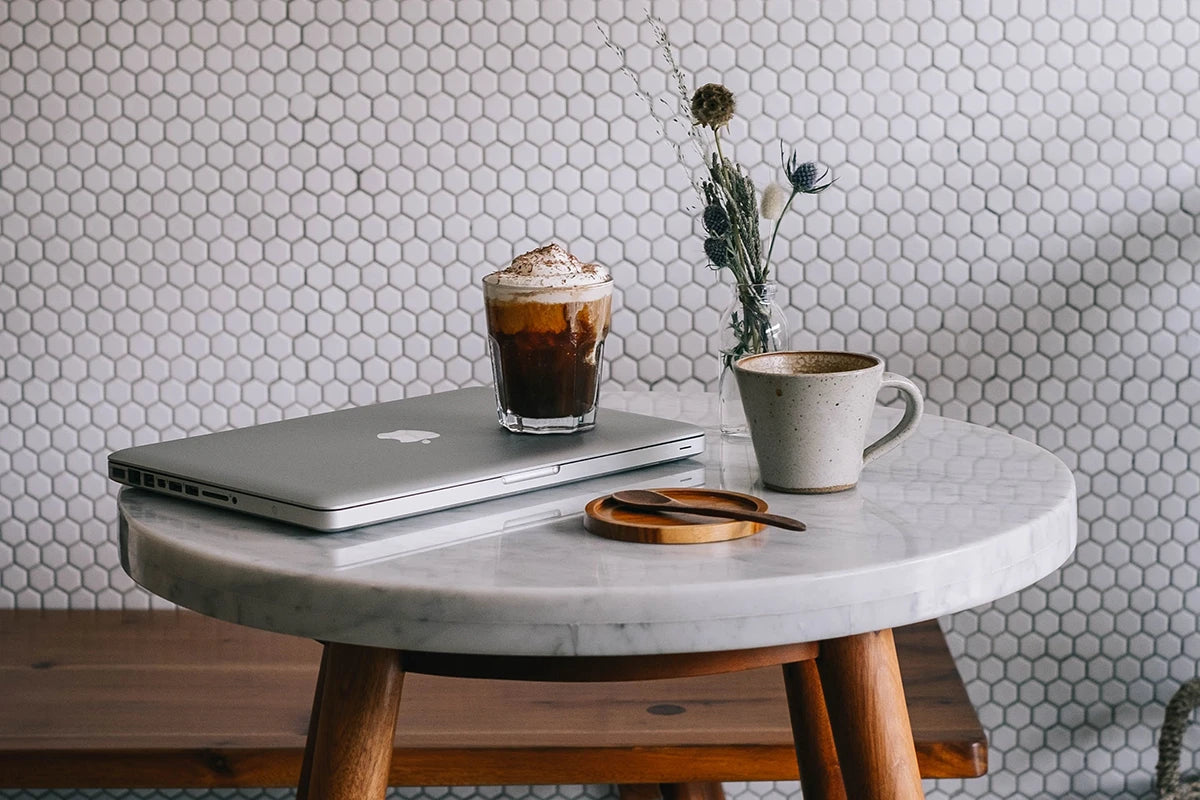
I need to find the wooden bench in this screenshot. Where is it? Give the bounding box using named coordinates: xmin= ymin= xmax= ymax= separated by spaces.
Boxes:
xmin=0 ymin=610 xmax=985 ymax=795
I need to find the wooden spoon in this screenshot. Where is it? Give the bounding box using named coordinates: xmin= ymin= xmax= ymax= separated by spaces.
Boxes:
xmin=610 ymin=489 xmax=807 ymax=531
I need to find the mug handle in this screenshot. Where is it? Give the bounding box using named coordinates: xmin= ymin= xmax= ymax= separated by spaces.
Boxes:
xmin=863 ymin=373 xmax=924 ymax=466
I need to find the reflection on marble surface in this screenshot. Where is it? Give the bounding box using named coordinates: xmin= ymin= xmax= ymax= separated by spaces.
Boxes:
xmin=120 ymin=391 xmax=1077 ymax=656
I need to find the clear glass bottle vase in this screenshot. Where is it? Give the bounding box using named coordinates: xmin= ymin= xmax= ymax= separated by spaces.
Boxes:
xmin=717 ymin=282 xmax=789 ymax=437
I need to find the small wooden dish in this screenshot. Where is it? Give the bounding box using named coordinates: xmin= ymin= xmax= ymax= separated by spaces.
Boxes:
xmin=584 ymin=488 xmax=768 ymax=544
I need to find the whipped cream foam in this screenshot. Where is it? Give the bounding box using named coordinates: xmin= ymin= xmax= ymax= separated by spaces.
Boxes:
xmin=483 ymin=244 xmax=610 ymax=299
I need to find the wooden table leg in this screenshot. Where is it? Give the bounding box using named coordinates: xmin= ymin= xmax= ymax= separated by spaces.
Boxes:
xmin=814 ymin=629 xmax=925 ymax=800
xmin=782 ymin=660 xmax=847 ymax=800
xmin=299 ymin=642 xmax=404 ymax=800
xmin=297 ymin=645 xmax=331 ymax=799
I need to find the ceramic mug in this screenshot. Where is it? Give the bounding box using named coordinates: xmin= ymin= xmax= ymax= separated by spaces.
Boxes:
xmin=733 ymin=351 xmax=924 ymax=493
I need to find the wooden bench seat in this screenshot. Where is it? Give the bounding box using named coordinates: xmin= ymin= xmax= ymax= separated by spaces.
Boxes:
xmin=0 ymin=610 xmax=985 ymax=792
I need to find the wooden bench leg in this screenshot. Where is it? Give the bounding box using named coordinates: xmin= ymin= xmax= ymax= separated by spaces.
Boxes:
xmin=619 ymin=783 xmax=725 ymax=800
xmin=782 ymin=660 xmax=847 ymax=800
xmin=815 ymin=629 xmax=925 ymax=800
xmin=662 ymin=782 xmax=726 ymax=800
xmin=618 ymin=784 xmax=664 ymax=800
xmin=298 ymin=642 xmax=404 ymax=800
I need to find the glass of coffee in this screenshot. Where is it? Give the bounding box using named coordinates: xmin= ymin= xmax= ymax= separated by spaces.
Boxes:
xmin=483 ymin=244 xmax=613 ymax=434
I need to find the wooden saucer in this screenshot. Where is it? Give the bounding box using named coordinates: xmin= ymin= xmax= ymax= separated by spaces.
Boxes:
xmin=584 ymin=488 xmax=768 ymax=544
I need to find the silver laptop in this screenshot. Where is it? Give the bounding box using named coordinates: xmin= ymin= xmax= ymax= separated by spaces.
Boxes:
xmin=108 ymin=386 xmax=706 ymax=532
xmin=310 ymin=461 xmax=708 ymax=568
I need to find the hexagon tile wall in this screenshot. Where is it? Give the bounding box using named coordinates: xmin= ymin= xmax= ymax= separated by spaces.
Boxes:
xmin=2 ymin=1 xmax=1199 ymax=799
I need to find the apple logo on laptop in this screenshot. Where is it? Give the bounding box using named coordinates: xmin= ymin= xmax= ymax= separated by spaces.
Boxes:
xmin=377 ymin=429 xmax=440 ymax=445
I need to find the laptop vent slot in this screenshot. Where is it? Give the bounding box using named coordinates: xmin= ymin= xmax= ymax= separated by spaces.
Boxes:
xmin=201 ymin=490 xmax=236 ymax=504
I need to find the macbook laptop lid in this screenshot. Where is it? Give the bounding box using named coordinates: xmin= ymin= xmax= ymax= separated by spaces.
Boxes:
xmin=292 ymin=460 xmax=707 ymax=569
xmin=108 ymin=386 xmax=706 ymax=532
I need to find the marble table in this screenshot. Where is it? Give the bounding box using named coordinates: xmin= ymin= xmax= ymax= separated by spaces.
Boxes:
xmin=119 ymin=391 xmax=1077 ymax=800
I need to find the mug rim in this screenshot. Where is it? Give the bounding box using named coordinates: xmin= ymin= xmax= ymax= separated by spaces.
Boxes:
xmin=734 ymin=350 xmax=883 ymax=376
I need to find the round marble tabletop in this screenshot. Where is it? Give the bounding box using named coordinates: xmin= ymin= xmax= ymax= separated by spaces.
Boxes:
xmin=119 ymin=391 xmax=1078 ymax=657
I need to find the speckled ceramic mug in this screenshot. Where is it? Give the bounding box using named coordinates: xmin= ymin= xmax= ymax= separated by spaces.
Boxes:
xmin=734 ymin=351 xmax=924 ymax=493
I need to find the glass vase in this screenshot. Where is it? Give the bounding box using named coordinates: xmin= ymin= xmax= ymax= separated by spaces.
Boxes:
xmin=717 ymin=282 xmax=789 ymax=437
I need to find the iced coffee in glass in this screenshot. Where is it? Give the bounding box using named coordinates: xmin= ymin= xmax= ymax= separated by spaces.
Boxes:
xmin=483 ymin=244 xmax=613 ymax=434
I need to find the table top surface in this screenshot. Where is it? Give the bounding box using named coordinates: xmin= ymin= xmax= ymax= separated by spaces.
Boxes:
xmin=119 ymin=390 xmax=1077 ymax=656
